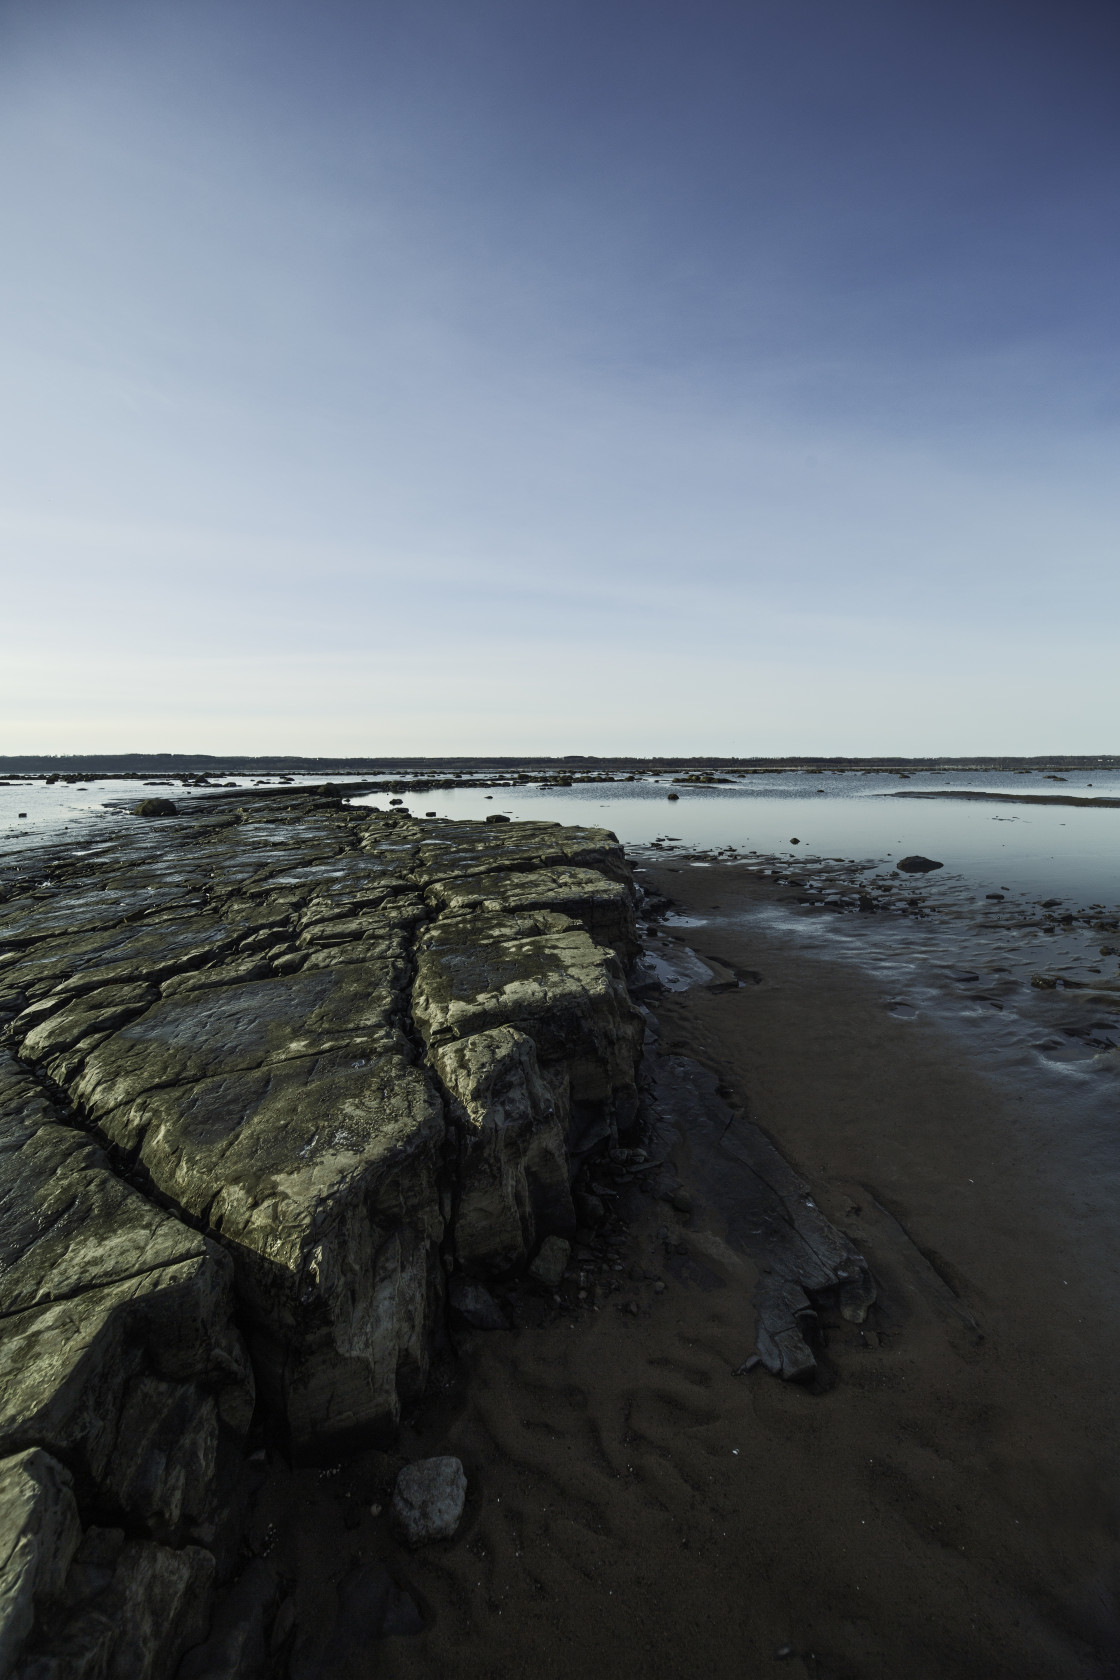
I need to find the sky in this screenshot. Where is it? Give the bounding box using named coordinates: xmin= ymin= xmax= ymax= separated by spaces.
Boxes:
xmin=1 ymin=0 xmax=1118 ymax=756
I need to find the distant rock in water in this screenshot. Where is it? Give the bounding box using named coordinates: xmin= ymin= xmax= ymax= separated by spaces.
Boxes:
xmin=897 ymin=855 xmax=943 ymax=873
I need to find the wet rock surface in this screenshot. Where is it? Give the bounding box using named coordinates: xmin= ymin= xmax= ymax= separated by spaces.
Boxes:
xmin=0 ymin=793 xmax=647 ymax=1673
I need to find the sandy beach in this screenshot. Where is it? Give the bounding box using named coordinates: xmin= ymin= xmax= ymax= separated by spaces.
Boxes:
xmin=235 ymin=857 xmax=1120 ymax=1679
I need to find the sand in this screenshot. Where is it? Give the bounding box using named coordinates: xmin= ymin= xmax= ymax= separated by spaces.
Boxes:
xmin=254 ymin=861 xmax=1120 ymax=1679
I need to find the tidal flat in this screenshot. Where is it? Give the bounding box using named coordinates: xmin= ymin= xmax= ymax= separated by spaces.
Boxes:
xmin=0 ymin=764 xmax=1117 ymax=1678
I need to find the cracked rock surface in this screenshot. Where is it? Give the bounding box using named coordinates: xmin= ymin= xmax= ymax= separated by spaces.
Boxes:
xmin=0 ymin=794 xmax=642 ymax=1675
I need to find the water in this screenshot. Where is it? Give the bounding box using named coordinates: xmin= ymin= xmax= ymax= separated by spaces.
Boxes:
xmin=345 ymin=768 xmax=1120 ymax=906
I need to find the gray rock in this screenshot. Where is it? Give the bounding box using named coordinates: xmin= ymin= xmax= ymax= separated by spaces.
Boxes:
xmin=896 ymin=855 xmax=943 ymax=873
xmin=433 ymin=1028 xmax=573 ymax=1276
xmin=447 ymin=1277 xmax=508 ymax=1330
xmin=0 ymin=1052 xmax=253 ymax=1540
xmin=176 ymin=1558 xmax=278 ymax=1680
xmin=528 ymin=1235 xmax=571 ymax=1289
xmin=0 ymin=804 xmax=640 ymax=1465
xmin=132 ymin=799 xmax=177 ymax=818
xmin=13 ymin=1527 xmax=214 ymax=1680
xmin=0 ymin=1449 xmax=81 ymax=1677
xmin=391 ymin=1457 xmax=467 ymax=1547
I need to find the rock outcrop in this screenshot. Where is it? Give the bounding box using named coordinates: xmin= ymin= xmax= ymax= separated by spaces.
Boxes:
xmin=0 ymin=797 xmax=642 ymax=1674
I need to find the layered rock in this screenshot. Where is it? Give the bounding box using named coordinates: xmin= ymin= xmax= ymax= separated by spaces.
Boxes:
xmin=0 ymin=811 xmax=633 ymax=1389
xmin=0 ymin=798 xmax=643 ymax=1671
xmin=0 ymin=1051 xmax=252 ymax=1677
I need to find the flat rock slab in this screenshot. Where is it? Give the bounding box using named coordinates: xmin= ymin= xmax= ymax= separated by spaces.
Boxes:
xmin=0 ymin=802 xmax=638 ymax=1453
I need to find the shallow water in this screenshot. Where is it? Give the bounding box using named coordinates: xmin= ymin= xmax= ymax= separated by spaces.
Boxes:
xmin=345 ymin=769 xmax=1120 ymax=906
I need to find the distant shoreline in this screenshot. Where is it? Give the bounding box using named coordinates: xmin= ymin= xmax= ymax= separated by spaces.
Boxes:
xmin=891 ymin=789 xmax=1120 ymax=809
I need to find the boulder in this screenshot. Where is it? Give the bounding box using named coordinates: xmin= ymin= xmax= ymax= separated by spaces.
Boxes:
xmin=132 ymin=799 xmax=177 ymax=818
xmin=896 ymin=855 xmax=943 ymax=874
xmin=391 ymin=1458 xmax=467 ymax=1547
xmin=529 ymin=1235 xmax=571 ymax=1289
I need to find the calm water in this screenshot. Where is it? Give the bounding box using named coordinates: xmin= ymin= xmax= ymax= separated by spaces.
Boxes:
xmin=345 ymin=769 xmax=1120 ymax=907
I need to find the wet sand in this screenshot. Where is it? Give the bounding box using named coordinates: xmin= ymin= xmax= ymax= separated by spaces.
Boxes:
xmin=256 ymin=861 xmax=1120 ymax=1679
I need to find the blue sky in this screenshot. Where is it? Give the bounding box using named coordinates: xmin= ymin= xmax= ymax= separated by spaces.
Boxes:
xmin=2 ymin=0 xmax=1118 ymax=754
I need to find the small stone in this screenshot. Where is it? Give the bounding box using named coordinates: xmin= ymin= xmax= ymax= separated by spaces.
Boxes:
xmin=391 ymin=1457 xmax=467 ymax=1547
xmin=670 ymin=1192 xmax=692 ymax=1214
xmin=653 ymin=1280 xmax=666 ymax=1293
xmin=626 ymin=1300 xmax=639 ymax=1315
xmin=370 ymin=1503 xmax=382 ymax=1517
xmin=896 ymin=855 xmax=943 ymax=874
xmin=528 ymin=1235 xmax=571 ymax=1288
xmin=1031 ymin=973 xmax=1058 ymax=989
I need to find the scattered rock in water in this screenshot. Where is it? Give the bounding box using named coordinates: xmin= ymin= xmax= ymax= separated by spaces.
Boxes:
xmin=131 ymin=798 xmax=177 ymax=818
xmin=897 ymin=855 xmax=943 ymax=873
xmin=448 ymin=1276 xmax=508 ymax=1331
xmin=667 ymin=792 xmax=679 ymax=800
xmin=391 ymin=1457 xmax=467 ymax=1548
xmin=528 ymin=1235 xmax=571 ymax=1289
xmin=484 ymin=813 xmax=511 ymax=823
